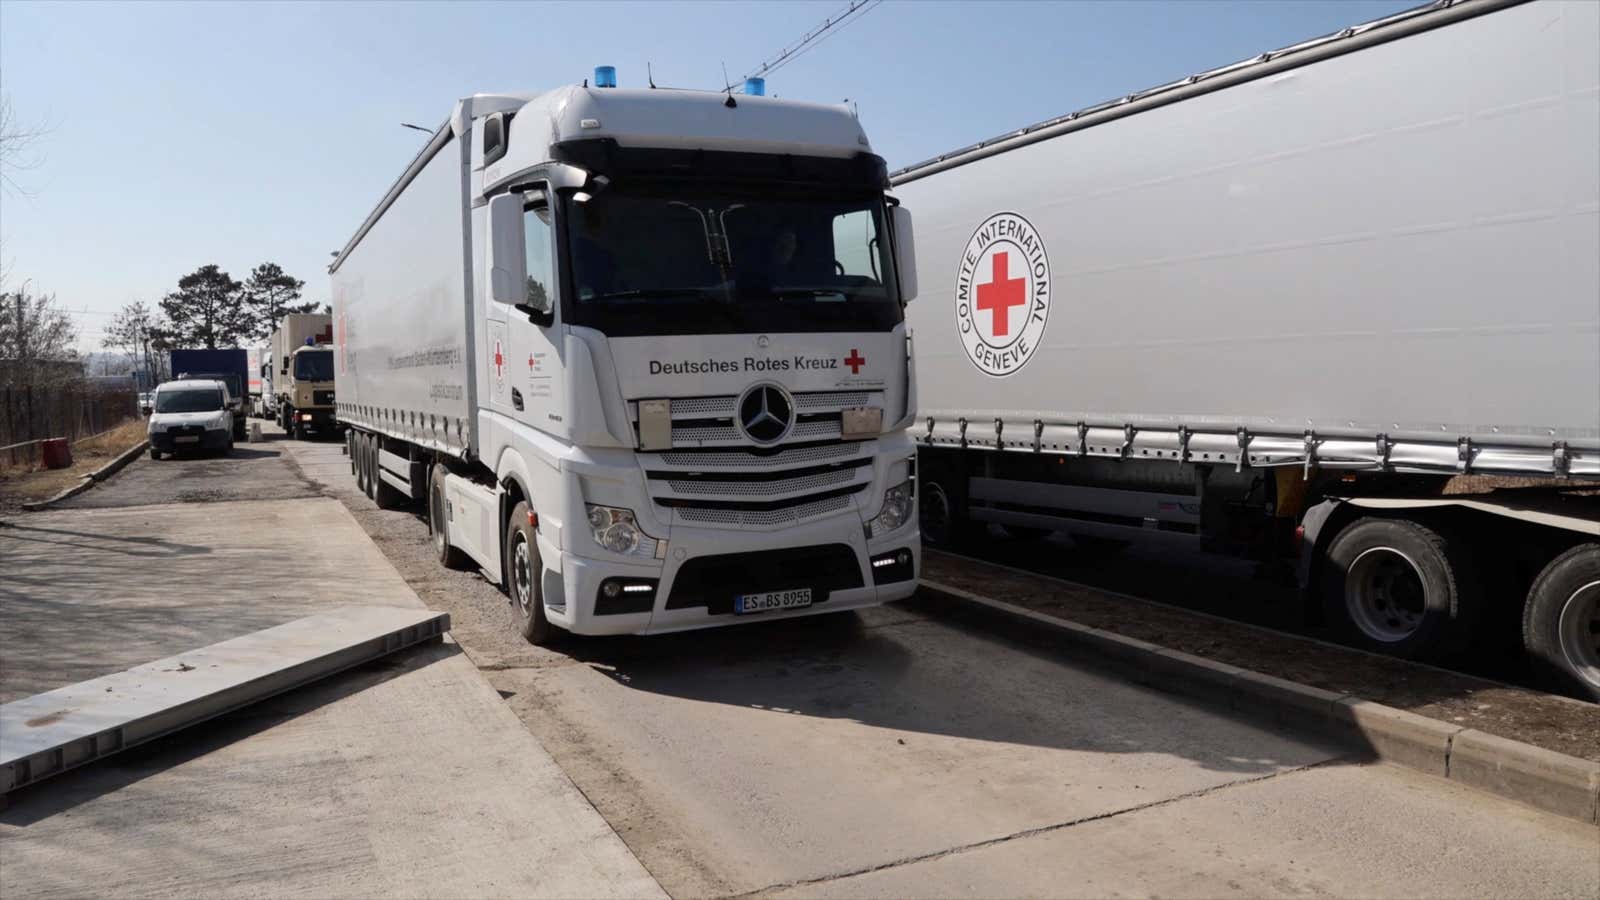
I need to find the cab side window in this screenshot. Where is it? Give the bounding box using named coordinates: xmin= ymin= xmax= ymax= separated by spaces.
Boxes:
xmin=523 ymin=201 xmax=555 ymax=316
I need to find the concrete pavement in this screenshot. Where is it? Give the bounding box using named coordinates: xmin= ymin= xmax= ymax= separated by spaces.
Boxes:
xmin=281 ymin=433 xmax=1600 ymax=900
xmin=0 ymin=444 xmax=664 ymax=899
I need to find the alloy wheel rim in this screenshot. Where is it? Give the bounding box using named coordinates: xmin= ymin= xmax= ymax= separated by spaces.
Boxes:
xmin=1556 ymin=580 xmax=1600 ymax=689
xmin=1346 ymin=546 xmax=1427 ymax=643
xmin=513 ymin=536 xmax=533 ymax=615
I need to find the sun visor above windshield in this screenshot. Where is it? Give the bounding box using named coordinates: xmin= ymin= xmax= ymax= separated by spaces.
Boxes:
xmin=552 ymin=139 xmax=888 ymax=190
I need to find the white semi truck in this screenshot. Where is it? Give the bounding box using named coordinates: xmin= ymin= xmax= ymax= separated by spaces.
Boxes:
xmin=331 ymin=74 xmax=921 ymax=644
xmin=895 ymin=0 xmax=1600 ymax=697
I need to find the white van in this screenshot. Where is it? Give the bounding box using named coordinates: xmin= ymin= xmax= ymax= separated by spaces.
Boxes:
xmin=148 ymin=379 xmax=235 ymax=459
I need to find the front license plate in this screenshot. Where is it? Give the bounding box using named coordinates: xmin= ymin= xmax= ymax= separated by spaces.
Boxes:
xmin=175 ymin=436 xmax=200 ymax=444
xmin=735 ymin=588 xmax=812 ymax=615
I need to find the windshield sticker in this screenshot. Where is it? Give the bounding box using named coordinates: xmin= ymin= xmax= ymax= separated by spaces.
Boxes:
xmin=955 ymin=211 xmax=1050 ymax=377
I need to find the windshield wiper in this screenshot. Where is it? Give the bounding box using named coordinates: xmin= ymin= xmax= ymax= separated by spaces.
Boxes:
xmin=588 ymin=288 xmax=719 ymax=301
xmin=773 ymin=288 xmax=850 ymax=302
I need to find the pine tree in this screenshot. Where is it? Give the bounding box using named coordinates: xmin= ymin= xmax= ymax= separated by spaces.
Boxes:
xmin=243 ymin=262 xmax=317 ymax=341
xmin=157 ymin=265 xmax=250 ymax=349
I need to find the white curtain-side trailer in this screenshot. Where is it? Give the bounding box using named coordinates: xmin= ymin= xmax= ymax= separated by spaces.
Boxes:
xmin=331 ymin=80 xmax=921 ymax=644
xmin=893 ymin=0 xmax=1600 ymax=697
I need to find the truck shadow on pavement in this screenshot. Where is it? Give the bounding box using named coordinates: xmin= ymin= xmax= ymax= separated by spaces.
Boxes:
xmin=552 ymin=603 xmax=1351 ymax=779
xmin=0 ymin=520 xmax=212 ymax=560
xmin=0 ymin=639 xmax=463 ymax=826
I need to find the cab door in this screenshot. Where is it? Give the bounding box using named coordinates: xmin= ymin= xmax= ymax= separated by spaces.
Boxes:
xmin=486 ymin=186 xmax=565 ymax=437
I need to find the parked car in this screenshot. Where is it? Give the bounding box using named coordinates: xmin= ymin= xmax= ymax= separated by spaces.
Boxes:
xmin=138 ymin=392 xmax=153 ymax=415
xmin=147 ymin=379 xmax=235 ymax=459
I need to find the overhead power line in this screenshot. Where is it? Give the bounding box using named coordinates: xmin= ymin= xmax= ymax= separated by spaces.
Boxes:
xmin=728 ymin=0 xmax=884 ymax=90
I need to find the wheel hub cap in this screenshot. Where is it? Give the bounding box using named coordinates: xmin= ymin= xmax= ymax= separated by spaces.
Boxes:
xmin=1346 ymin=546 xmax=1427 ymax=643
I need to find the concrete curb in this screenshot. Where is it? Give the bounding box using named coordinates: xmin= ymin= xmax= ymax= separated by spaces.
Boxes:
xmin=919 ymin=578 xmax=1600 ymax=826
xmin=21 ymin=439 xmax=150 ymax=512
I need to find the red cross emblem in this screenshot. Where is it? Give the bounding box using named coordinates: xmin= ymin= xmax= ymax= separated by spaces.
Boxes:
xmin=527 ymin=353 xmax=536 ymax=371
xmin=492 ymin=340 xmax=504 ymax=379
xmin=976 ymin=251 xmax=1028 ymax=338
xmin=844 ymin=349 xmax=865 ymax=374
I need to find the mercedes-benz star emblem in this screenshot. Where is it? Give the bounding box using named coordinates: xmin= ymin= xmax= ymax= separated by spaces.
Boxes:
xmin=737 ymin=383 xmax=795 ymax=445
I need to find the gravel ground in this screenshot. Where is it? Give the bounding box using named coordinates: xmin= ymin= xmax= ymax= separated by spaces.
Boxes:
xmin=921 ymin=551 xmax=1600 ymax=763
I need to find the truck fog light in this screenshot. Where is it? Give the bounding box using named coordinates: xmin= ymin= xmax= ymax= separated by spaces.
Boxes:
xmin=602 ymin=581 xmax=622 ymax=598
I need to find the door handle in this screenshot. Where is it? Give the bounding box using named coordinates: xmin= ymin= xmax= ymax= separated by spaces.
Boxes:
xmin=511 ymin=388 xmax=524 ymax=411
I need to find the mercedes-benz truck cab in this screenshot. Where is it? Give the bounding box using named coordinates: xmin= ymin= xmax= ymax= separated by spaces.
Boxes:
xmin=333 ymin=74 xmax=920 ymax=643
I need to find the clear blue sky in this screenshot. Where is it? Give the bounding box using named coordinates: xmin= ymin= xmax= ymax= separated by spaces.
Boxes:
xmin=0 ymin=0 xmax=1415 ymax=350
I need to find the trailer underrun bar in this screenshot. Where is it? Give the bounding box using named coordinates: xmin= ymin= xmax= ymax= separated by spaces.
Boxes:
xmin=0 ymin=606 xmax=451 ymax=796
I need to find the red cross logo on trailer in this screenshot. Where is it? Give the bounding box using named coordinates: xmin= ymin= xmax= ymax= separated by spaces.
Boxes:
xmin=844 ymin=349 xmax=865 ymax=374
xmin=492 ymin=339 xmax=505 ymax=389
xmin=955 ymin=211 xmax=1051 ymax=377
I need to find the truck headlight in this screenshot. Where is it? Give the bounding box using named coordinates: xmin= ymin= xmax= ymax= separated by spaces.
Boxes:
xmin=585 ymin=504 xmax=662 ymax=559
xmin=867 ymin=480 xmax=914 ymax=537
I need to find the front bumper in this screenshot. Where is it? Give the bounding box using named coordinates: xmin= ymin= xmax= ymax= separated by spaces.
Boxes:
xmin=151 ymin=427 xmax=230 ymax=452
xmin=290 ymin=408 xmax=338 ymax=430
xmin=544 ymin=509 xmax=920 ymax=636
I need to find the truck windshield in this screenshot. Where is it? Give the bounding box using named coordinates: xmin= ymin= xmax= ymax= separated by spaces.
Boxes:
xmin=561 ymin=184 xmax=902 ymax=337
xmin=155 ymin=388 xmax=223 ymax=413
xmin=295 ymin=350 xmax=334 ymax=381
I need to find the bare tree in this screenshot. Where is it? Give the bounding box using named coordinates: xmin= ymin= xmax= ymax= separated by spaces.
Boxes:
xmin=0 ymin=286 xmax=80 ymax=386
xmin=103 ymin=300 xmax=163 ymax=386
xmin=0 ymin=93 xmax=49 ymax=199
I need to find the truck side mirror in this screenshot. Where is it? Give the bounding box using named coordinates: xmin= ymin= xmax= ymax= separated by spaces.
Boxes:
xmin=488 ymin=193 xmax=528 ymax=307
xmin=891 ymin=205 xmax=917 ymax=303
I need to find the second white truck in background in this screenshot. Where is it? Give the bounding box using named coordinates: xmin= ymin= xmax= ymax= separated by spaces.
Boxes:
xmin=894 ymin=0 xmax=1600 ymax=696
xmin=331 ymin=74 xmax=921 ymax=643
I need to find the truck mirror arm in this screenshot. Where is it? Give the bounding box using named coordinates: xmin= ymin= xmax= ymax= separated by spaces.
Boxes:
xmin=514 ymin=303 xmax=554 ymax=327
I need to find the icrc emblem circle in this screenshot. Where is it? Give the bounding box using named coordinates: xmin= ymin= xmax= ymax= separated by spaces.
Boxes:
xmin=954 ymin=211 xmax=1051 ymax=377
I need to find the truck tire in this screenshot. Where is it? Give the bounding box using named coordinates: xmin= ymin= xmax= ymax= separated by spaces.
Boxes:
xmin=371 ymin=439 xmax=406 ymax=510
xmin=233 ymin=416 xmax=246 ymax=441
xmin=149 ymin=447 xmax=160 ymax=460
xmin=285 ymin=406 xmax=299 ymax=440
xmin=347 ymin=431 xmax=356 ymax=475
xmin=429 ymin=464 xmax=470 ymax=569
xmin=1320 ymin=516 xmax=1478 ymax=660
xmin=362 ymin=435 xmax=378 ymax=501
xmin=505 ymin=500 xmax=557 ymax=644
xmin=1522 ymin=543 xmax=1600 ymax=701
xmin=919 ymin=473 xmax=975 ymax=548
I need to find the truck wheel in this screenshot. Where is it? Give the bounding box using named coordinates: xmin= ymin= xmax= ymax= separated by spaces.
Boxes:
xmin=149 ymin=447 xmax=160 ymax=460
xmin=505 ymin=500 xmax=557 ymax=644
xmin=1320 ymin=516 xmax=1477 ymax=659
xmin=285 ymin=406 xmax=298 ymax=439
xmin=429 ymin=464 xmax=470 ymax=569
xmin=919 ymin=475 xmax=974 ymax=548
xmin=352 ymin=433 xmax=367 ymax=494
xmin=346 ymin=431 xmax=356 ymax=475
xmin=1522 ymin=544 xmax=1600 ymax=701
xmin=361 ymin=435 xmax=377 ymax=501
xmin=371 ymin=440 xmax=405 ymax=510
